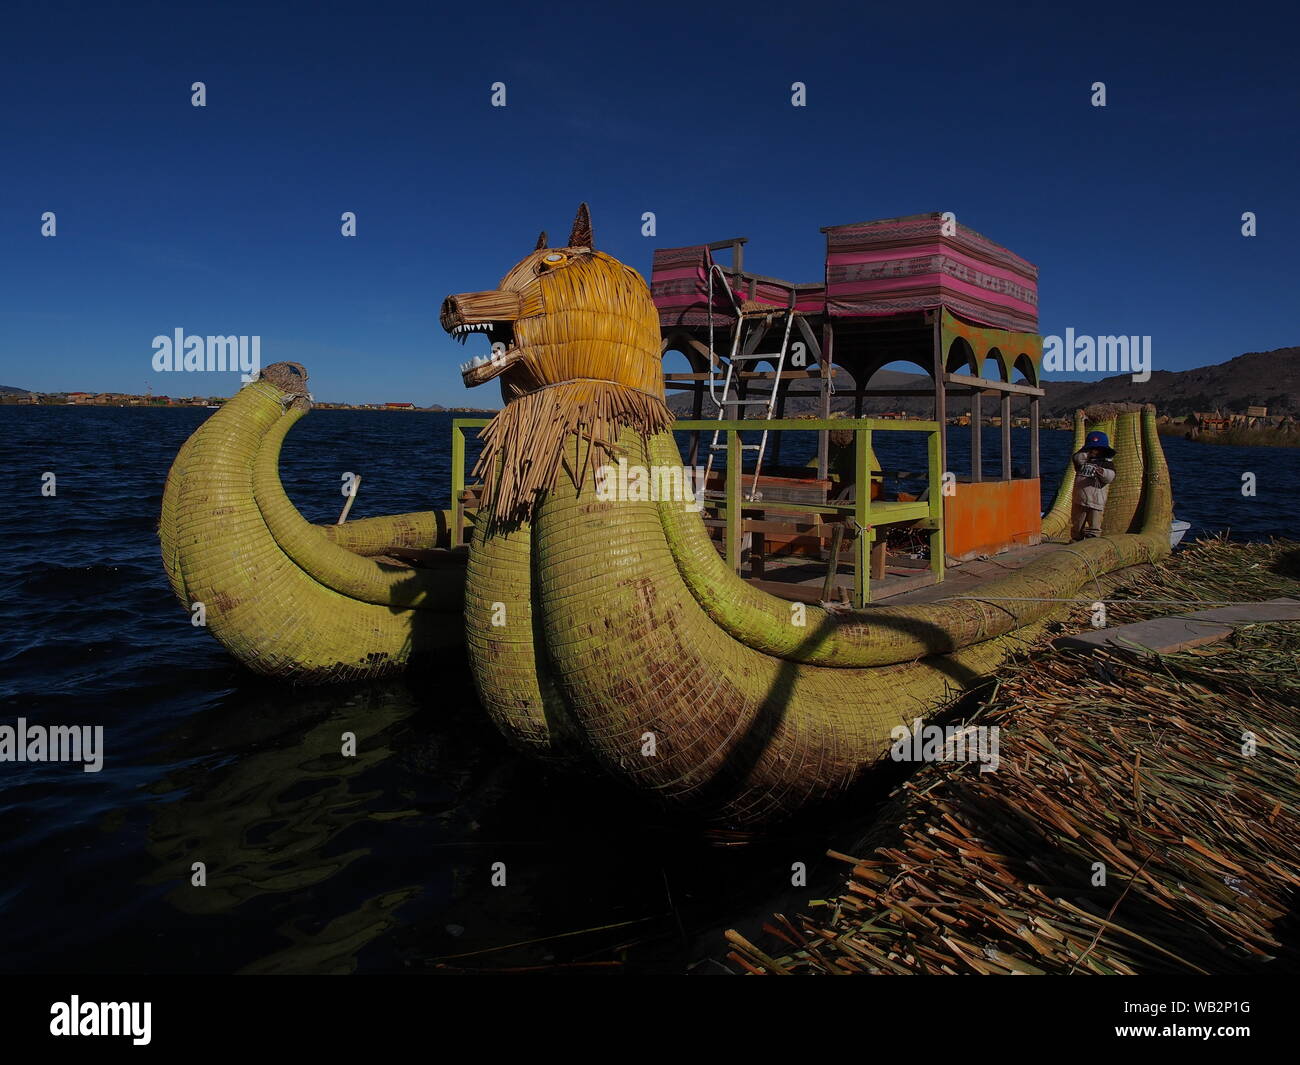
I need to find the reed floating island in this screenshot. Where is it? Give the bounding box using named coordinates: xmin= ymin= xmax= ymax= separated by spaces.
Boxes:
xmin=161 ymin=207 xmax=1181 ymax=825
xmin=723 ymin=538 xmax=1300 ymax=974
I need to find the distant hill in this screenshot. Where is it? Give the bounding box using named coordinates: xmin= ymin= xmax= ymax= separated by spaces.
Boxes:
xmin=0 ymin=385 xmax=30 ymax=395
xmin=1038 ymin=347 xmax=1299 ymax=418
xmin=666 ymin=347 xmax=1299 ymax=420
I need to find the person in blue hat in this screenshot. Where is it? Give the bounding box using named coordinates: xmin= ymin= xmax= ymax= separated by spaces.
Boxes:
xmin=1071 ymin=429 xmax=1117 ymax=539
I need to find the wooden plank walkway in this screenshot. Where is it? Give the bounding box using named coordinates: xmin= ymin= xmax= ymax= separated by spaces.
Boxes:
xmin=750 ymin=539 xmax=1062 ymax=606
xmin=1054 ymin=597 xmax=1300 ymax=655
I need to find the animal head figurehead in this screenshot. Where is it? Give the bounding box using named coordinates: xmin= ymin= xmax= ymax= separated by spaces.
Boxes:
xmin=440 ymin=203 xmax=674 ymax=524
xmin=440 ymin=203 xmax=664 ymax=399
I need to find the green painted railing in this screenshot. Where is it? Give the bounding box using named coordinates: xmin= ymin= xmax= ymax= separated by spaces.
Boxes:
xmin=675 ymin=418 xmax=944 ymax=605
xmin=450 ymin=418 xmax=490 ymax=548
xmin=452 ymin=415 xmax=944 ymax=606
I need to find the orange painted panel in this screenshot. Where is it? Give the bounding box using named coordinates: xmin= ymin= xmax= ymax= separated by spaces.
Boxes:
xmin=944 ymin=479 xmax=1042 ymax=561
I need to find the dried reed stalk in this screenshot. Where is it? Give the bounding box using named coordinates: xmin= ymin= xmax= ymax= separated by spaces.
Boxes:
xmin=472 ymin=378 xmax=673 ymax=527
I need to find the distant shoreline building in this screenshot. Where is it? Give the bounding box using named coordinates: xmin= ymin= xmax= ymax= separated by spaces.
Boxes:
xmin=1 ymin=389 xmax=492 ymax=412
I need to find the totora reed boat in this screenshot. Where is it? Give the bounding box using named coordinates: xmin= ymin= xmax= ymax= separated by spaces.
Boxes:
xmin=159 ymin=361 xmax=464 ymax=681
xmin=437 ymin=206 xmax=1172 ymax=824
xmin=161 ymin=206 xmax=1173 ymax=823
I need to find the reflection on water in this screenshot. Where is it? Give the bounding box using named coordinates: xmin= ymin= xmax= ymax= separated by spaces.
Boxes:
xmin=145 ymin=686 xmax=422 ymax=901
xmin=141 ymin=685 xmax=420 ymax=972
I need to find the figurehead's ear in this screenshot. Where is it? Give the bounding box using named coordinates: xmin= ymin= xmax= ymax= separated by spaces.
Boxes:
xmin=568 ymin=203 xmax=592 ymax=248
xmin=534 ymin=230 xmax=548 ymax=251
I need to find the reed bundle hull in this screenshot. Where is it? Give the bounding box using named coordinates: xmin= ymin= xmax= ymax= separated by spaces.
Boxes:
xmin=158 ymin=362 xmax=463 ymax=682
xmin=465 ymin=411 xmax=1170 ymax=824
xmin=446 ymin=208 xmax=1173 ymax=825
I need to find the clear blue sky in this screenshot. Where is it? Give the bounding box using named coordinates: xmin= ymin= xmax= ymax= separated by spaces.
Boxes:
xmin=1 ymin=0 xmax=1295 ymax=405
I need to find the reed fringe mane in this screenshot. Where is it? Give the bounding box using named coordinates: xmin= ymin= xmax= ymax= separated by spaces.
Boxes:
xmin=473 ymin=379 xmax=674 ymax=527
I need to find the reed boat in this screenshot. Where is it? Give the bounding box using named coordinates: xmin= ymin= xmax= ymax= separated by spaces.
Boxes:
xmin=437 ymin=206 xmax=1173 ymax=825
xmin=159 ymin=206 xmax=1174 ymax=826
xmin=159 ymin=361 xmax=464 ymax=682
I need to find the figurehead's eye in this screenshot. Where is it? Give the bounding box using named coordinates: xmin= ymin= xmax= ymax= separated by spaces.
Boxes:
xmin=539 ymin=252 xmax=567 ymax=270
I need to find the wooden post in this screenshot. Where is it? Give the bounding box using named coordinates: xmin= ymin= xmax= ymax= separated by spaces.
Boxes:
xmin=932 ymin=312 xmax=947 ymax=480
xmin=871 ymin=539 xmax=887 ymax=580
xmin=770 ymin=382 xmax=786 ymax=470
xmin=450 ymin=421 xmax=466 ymax=547
xmin=821 ymin=523 xmax=845 ymax=601
xmin=736 ymin=325 xmax=751 ymax=416
xmin=690 ymin=352 xmax=703 ymax=467
xmin=853 ymin=425 xmax=872 ymax=607
xmin=1029 ymin=396 xmax=1040 ymax=480
xmin=788 ymin=316 xmax=822 ymax=475
xmin=927 ymin=425 xmax=945 ymax=585
xmin=337 ymin=474 xmax=360 ymax=525
xmin=1001 ymin=391 xmax=1012 ymax=480
xmin=971 ymin=391 xmax=983 ymax=483
xmin=817 ymin=322 xmax=833 ymax=479
xmin=726 ymin=428 xmax=742 ymax=572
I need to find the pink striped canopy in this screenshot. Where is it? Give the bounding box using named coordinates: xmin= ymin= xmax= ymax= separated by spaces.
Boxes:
xmin=651 ymin=244 xmax=728 ymax=327
xmin=822 ymin=213 xmax=1038 ymax=332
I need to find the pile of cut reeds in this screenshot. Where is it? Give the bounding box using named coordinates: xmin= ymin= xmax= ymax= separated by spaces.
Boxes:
xmin=726 ymin=538 xmax=1300 ymax=974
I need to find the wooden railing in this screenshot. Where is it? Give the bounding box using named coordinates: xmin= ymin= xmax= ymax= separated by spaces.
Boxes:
xmin=451 ymin=415 xmax=944 ymax=607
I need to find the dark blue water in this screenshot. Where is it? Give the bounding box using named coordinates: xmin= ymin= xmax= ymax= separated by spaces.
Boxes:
xmin=1 ymin=406 xmax=1296 ymax=974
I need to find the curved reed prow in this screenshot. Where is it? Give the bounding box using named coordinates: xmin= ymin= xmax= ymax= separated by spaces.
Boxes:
xmin=1041 ymin=405 xmax=1170 ymax=545
xmin=159 ymin=362 xmax=463 ymax=682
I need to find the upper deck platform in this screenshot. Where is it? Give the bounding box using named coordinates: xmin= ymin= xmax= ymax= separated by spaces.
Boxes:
xmin=650 ymin=211 xmax=1038 ymax=335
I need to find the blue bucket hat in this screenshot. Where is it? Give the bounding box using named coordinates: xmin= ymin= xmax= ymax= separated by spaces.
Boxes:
xmin=1084 ymin=430 xmax=1116 ymax=456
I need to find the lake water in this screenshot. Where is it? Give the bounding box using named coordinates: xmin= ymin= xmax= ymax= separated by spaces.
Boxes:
xmin=2 ymin=406 xmax=1296 ymax=973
